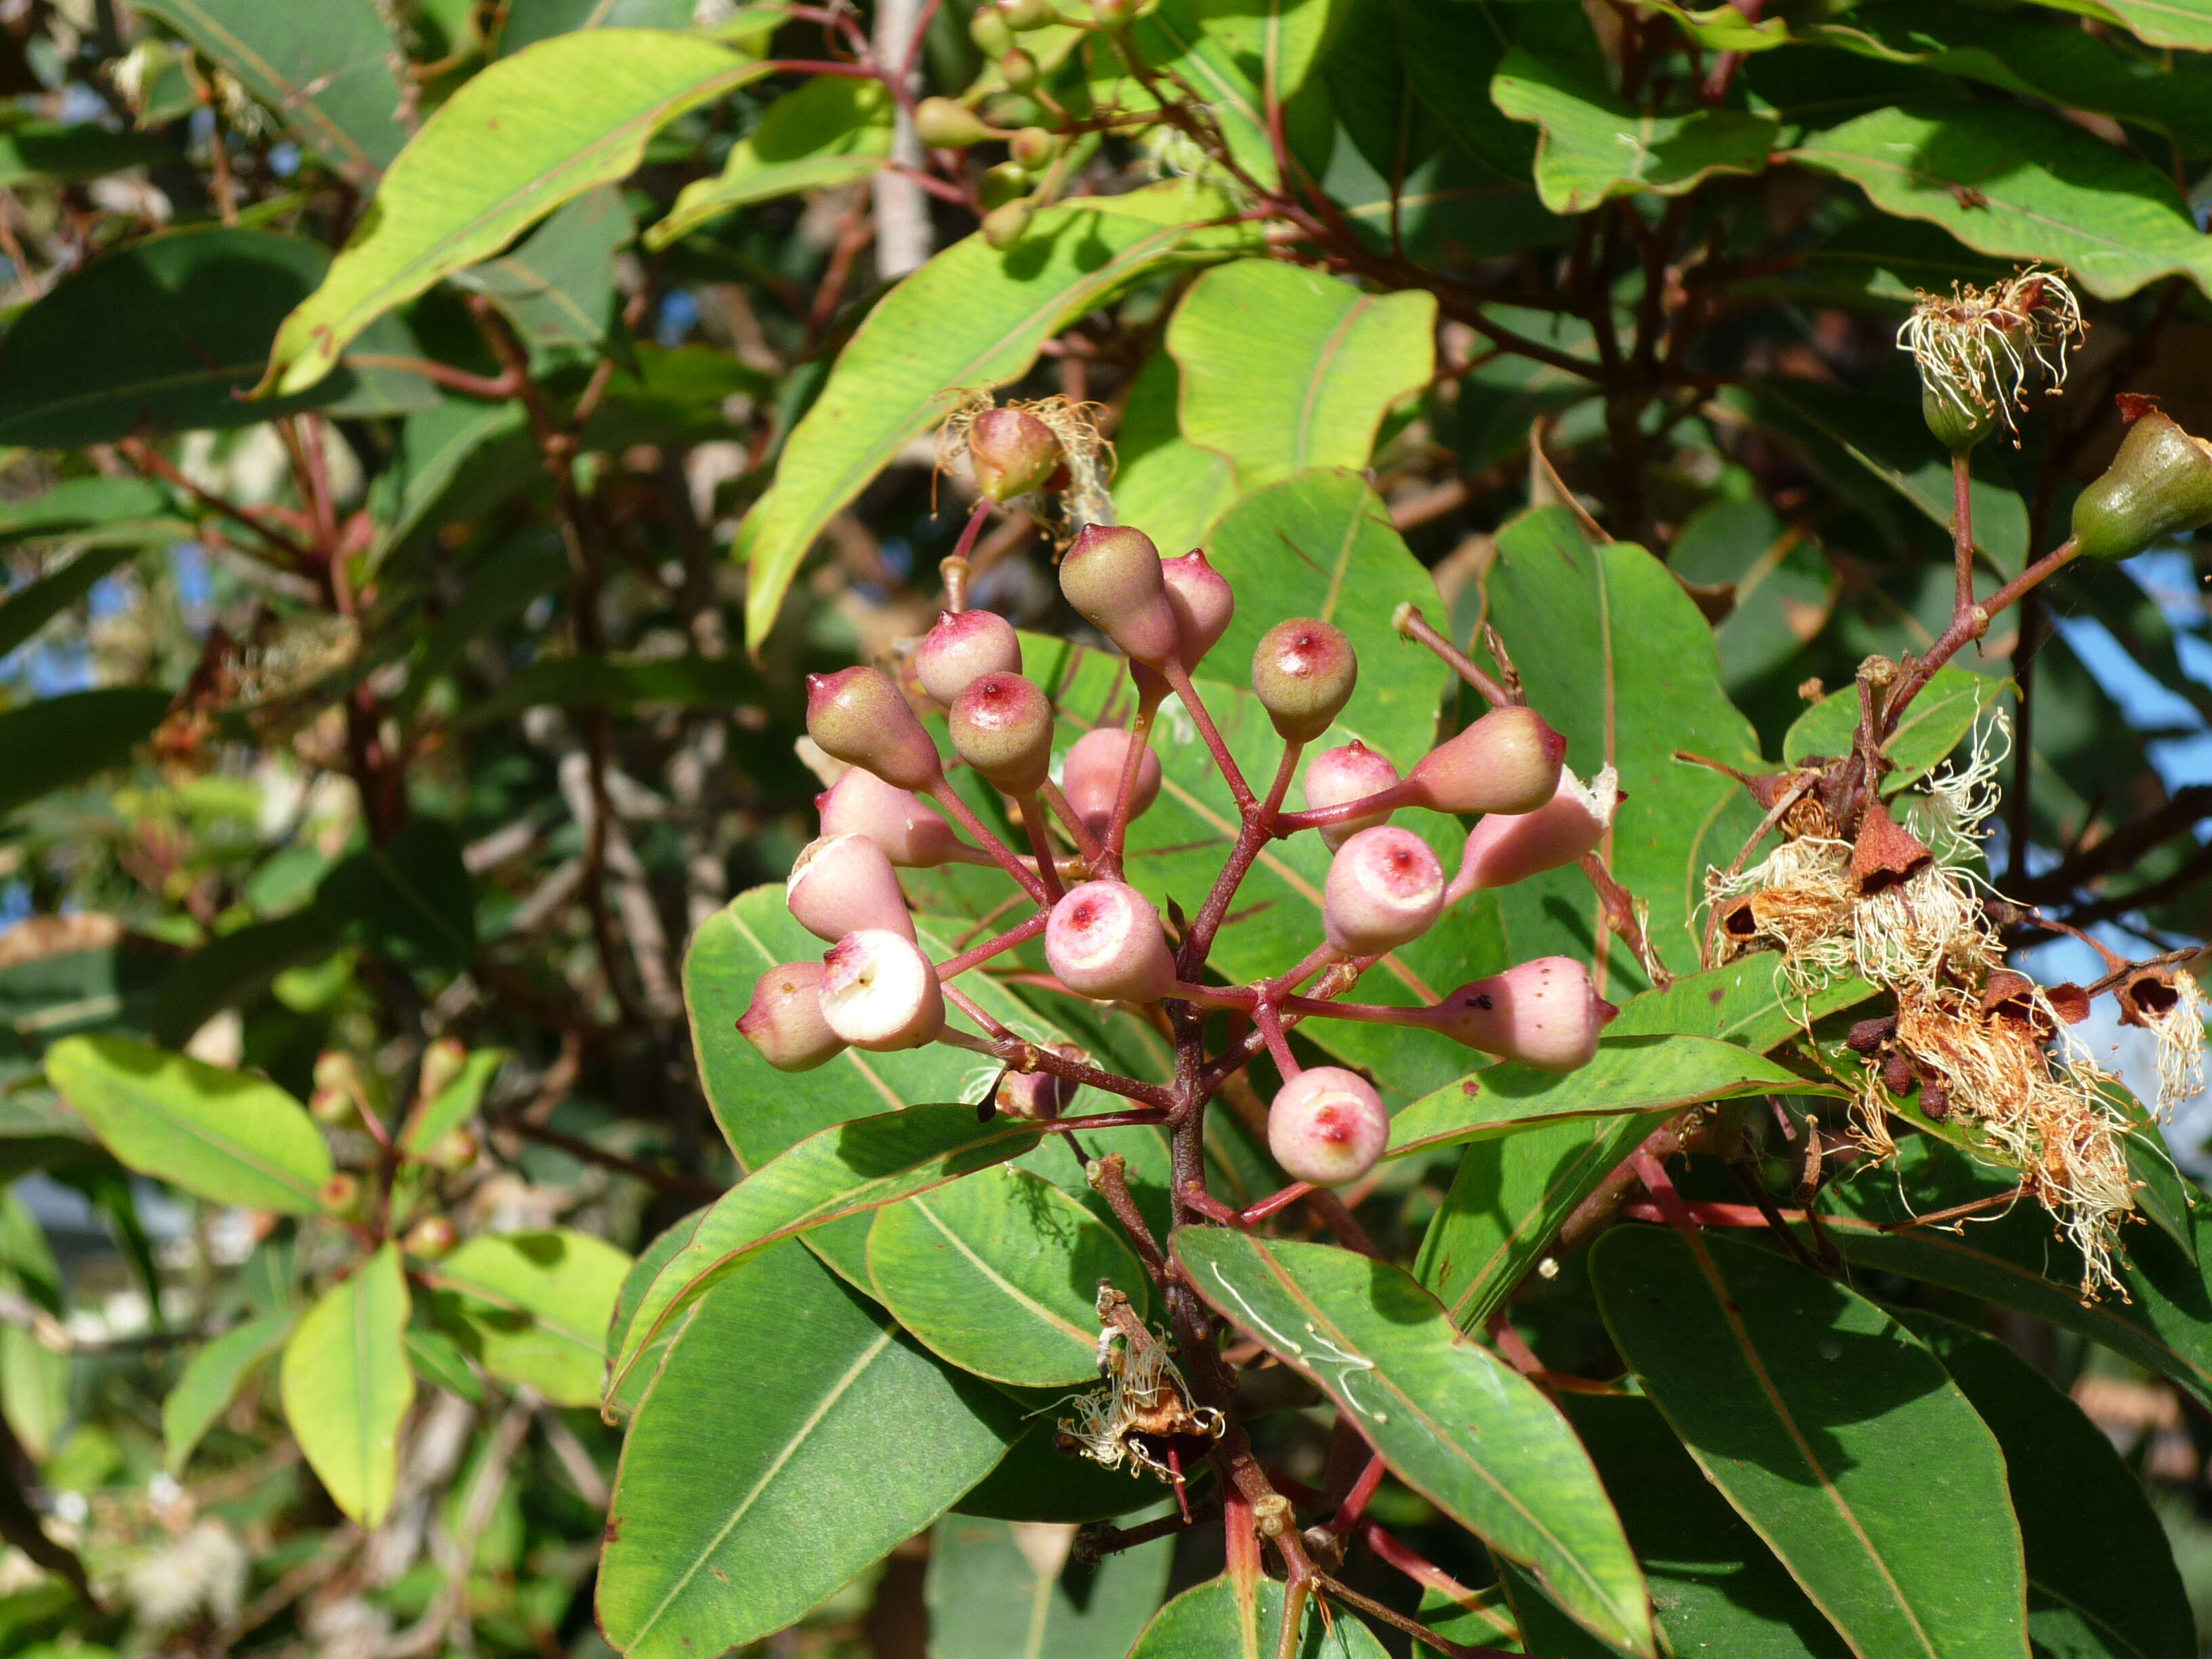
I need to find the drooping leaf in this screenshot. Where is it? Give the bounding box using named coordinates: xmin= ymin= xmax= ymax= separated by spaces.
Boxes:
xmin=928 ymin=1510 xmax=1174 ymax=1659
xmin=1786 ymin=665 xmax=2009 ymax=789
xmin=1176 ymin=1229 xmax=1653 ymax=1656
xmin=281 ymin=1244 xmax=415 ymax=1528
xmin=398 ymin=1047 xmax=507 ymax=1155
xmin=451 ymin=184 xmax=636 ymax=353
xmin=163 ymin=1309 xmax=293 ymax=1476
xmin=647 ymin=76 xmax=893 ymax=251
xmin=426 ymin=1229 xmax=632 ymax=1408
xmin=45 ymin=1034 xmax=333 ymax=1214
xmin=0 ymin=689 xmax=171 ymax=821
xmin=1591 ymin=1226 xmax=2029 ymax=1659
xmin=260 ymin=30 xmax=768 ymax=395
xmin=597 ymin=1241 xmax=1016 ymax=1659
xmin=1128 ymin=1572 xmax=1392 ymax=1659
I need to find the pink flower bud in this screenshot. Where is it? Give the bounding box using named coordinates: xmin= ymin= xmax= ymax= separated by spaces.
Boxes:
xmin=967 ymin=407 xmax=1062 ymax=502
xmin=1062 ymin=726 xmax=1162 ymax=838
xmin=805 ymin=665 xmax=943 ymax=792
xmin=1252 ymin=619 xmax=1356 ymax=742
xmin=788 ymin=833 xmax=915 ymax=943
xmin=817 ymin=769 xmax=979 ymax=867
xmin=737 ymin=961 xmax=846 ymax=1072
xmin=997 ymin=1050 xmax=1082 ymax=1120
xmin=1267 ymin=1067 xmax=1388 ymax=1186
xmin=915 ymin=609 xmax=1022 ymax=705
xmin=818 ymin=929 xmax=945 ymax=1051
xmin=1303 ymin=741 xmax=1401 ymax=851
xmin=1322 ymin=825 xmax=1444 ymax=956
xmin=1060 ymin=525 xmax=1181 ymax=668
xmin=1427 ymin=957 xmax=1614 ymax=1072
xmin=1160 ymin=549 xmax=1233 ymax=669
xmin=1404 ymin=707 xmax=1565 ymax=816
xmin=1044 ymin=880 xmax=1178 ymax=1002
xmin=948 ymin=671 xmax=1054 ymax=795
xmin=1445 ymin=766 xmax=1618 ymax=902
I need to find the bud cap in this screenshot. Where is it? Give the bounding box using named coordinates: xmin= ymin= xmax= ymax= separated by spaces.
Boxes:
xmin=1406 ymin=706 xmax=1565 ymax=816
xmin=789 ymin=833 xmax=915 ymax=943
xmin=806 ymin=666 xmax=942 ymax=792
xmin=1267 ymin=1067 xmax=1389 ymax=1187
xmin=1044 ymin=880 xmax=1178 ymax=1002
xmin=817 ymin=769 xmax=974 ymax=867
xmin=818 ymin=930 xmax=945 ymax=1051
xmin=1160 ymin=550 xmax=1234 ymax=669
xmin=967 ymin=408 xmax=1061 ymax=502
xmin=949 ymin=671 xmax=1054 ymax=795
xmin=1429 ymin=956 xmax=1612 ymax=1073
xmin=1446 ymin=765 xmax=1616 ymax=900
xmin=1252 ymin=619 xmax=1356 ymax=742
xmin=1303 ymin=741 xmax=1400 ymax=851
xmin=915 ymin=609 xmax=1023 ymax=705
xmin=1322 ymin=825 xmax=1445 ymax=956
xmin=1062 ymin=726 xmax=1162 ymax=837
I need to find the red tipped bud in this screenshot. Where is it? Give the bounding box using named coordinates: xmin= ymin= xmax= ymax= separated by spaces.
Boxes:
xmin=967 ymin=408 xmax=1062 ymax=502
xmin=738 ymin=960 xmax=846 ymax=1071
xmin=999 ymin=47 xmax=1039 ymax=91
xmin=1428 ymin=957 xmax=1612 ymax=1072
xmin=1045 ymin=880 xmax=1178 ymax=1002
xmin=914 ymin=97 xmax=995 ymax=148
xmin=915 ymin=609 xmax=1022 ymax=705
xmin=1405 ymin=707 xmax=1565 ymax=816
xmin=321 ymin=1174 xmax=364 ymax=1218
xmin=948 ymin=671 xmax=1054 ymax=795
xmin=1322 ymin=825 xmax=1444 ymax=956
xmin=417 ymin=1038 xmax=466 ymax=1101
xmin=1008 ymin=127 xmax=1061 ymax=170
xmin=1160 ymin=549 xmax=1233 ymax=670
xmin=1303 ymin=741 xmax=1400 ymax=851
xmin=818 ymin=769 xmax=977 ymax=868
xmin=788 ymin=833 xmax=914 ymax=943
xmin=1062 ymin=726 xmax=1161 ymax=838
xmin=819 ymin=930 xmax=945 ymax=1052
xmin=1060 ymin=525 xmax=1181 ymax=668
xmin=1267 ymin=1067 xmax=1388 ymax=1187
xmin=426 ymin=1130 xmax=478 ymax=1172
xmin=1252 ymin=619 xmax=1356 ymax=742
xmin=806 ymin=666 xmax=942 ymax=792
xmin=310 ymin=1084 xmax=356 ymax=1126
xmin=403 ymin=1216 xmax=458 ymax=1260
xmin=1445 ymin=766 xmax=1616 ymax=901
xmin=981 ymin=199 xmax=1033 ymax=250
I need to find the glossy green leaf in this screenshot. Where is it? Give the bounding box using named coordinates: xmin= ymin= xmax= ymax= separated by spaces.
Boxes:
xmin=1901 ymin=1311 xmax=2193 ymax=1659
xmin=1786 ymin=664 xmax=2007 ymax=790
xmin=648 ymin=75 xmax=893 ymax=250
xmin=1167 ymin=262 xmax=1434 ymax=488
xmin=45 ymin=1034 xmax=333 ymax=1214
xmin=1111 ymin=350 xmax=1238 ymax=558
xmin=603 ymin=1206 xmax=705 ymax=1422
xmin=742 ymin=183 xmax=1257 ymax=648
xmin=0 ymin=689 xmax=170 ymax=821
xmin=281 ymin=1244 xmax=415 ymax=1528
xmin=316 ymin=817 xmax=476 ymax=972
xmin=0 ymin=1187 xmax=67 ymax=1462
xmin=606 ymin=1103 xmax=1049 ymax=1399
xmin=867 ymin=1167 xmax=1144 ymax=1388
xmin=1591 ymin=1227 xmax=2028 ymax=1659
xmin=498 ymin=0 xmax=695 ymax=54
xmin=952 ymin=1418 xmax=1170 ymax=1524
xmin=0 ymin=119 xmax=168 ymax=185
xmin=127 ymin=0 xmax=407 ymax=182
xmin=1416 ymin=1581 xmax=1520 ymax=1651
xmin=452 ymin=184 xmax=634 ymax=352
xmin=428 ymin=1229 xmax=631 ymax=1408
xmin=1129 ymin=1572 xmax=1392 ymax=1659
xmin=1491 ymin=47 xmax=1775 ymax=214
xmin=598 ymin=1241 xmax=1016 ymax=1659
xmin=927 ymin=1510 xmax=1173 ymax=1659
xmin=2044 ymin=0 xmax=2212 ymax=52
xmin=0 ymin=548 xmax=136 ymax=663
xmin=1176 ymin=1230 xmax=1652 ymax=1656
xmin=398 ymin=1047 xmax=507 ymax=1155
xmin=262 ymin=30 xmax=767 ymax=395
xmin=1607 ymin=957 xmax=1877 ymax=1055
xmin=1387 ymin=1034 xmax=1824 ymax=1160
xmin=163 ymin=1309 xmax=293 ymax=1476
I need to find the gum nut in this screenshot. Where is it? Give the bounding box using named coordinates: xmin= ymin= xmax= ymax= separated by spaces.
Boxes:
xmin=1267 ymin=1067 xmax=1389 ymax=1187
xmin=1303 ymin=741 xmax=1401 ymax=851
xmin=1405 ymin=706 xmax=1565 ymax=816
xmin=1008 ymin=126 xmax=1061 ymax=170
xmin=970 ymin=2 xmax=1014 ymax=57
xmin=949 ymin=671 xmax=1054 ymax=795
xmin=1252 ymin=618 xmax=1356 ymax=742
xmin=916 ymin=609 xmax=1023 ymax=705
xmin=1002 ymin=0 xmax=1059 ymax=28
xmin=805 ymin=665 xmax=943 ymax=792
xmin=1446 ymin=765 xmax=1618 ymax=901
xmin=737 ymin=960 xmax=846 ymax=1071
xmin=2071 ymin=408 xmax=2212 ymax=562
xmin=979 ymin=160 xmax=1030 ymax=209
xmin=417 ymin=1038 xmax=466 ymax=1100
xmin=1160 ymin=549 xmax=1234 ymax=668
xmin=818 ymin=930 xmax=945 ymax=1052
xmin=998 ymin=1061 xmax=1080 ymax=1120
xmin=968 ymin=407 xmax=1062 ymax=502
xmin=788 ymin=834 xmax=914 ymax=943
xmin=914 ymin=97 xmax=994 ymax=148
xmin=403 ymin=1216 xmax=458 ymax=1260
xmin=1063 ymin=726 xmax=1162 ymax=836
xmin=1000 ymin=46 xmax=1040 ymax=91
xmin=982 ymin=199 xmax=1033 ymax=250
xmin=1322 ymin=825 xmax=1445 ymax=956
xmin=1045 ymin=880 xmax=1179 ymax=1002
xmin=817 ymin=769 xmax=972 ymax=867
xmin=1060 ymin=524 xmax=1181 ymax=668
xmin=1431 ymin=957 xmax=1613 ymax=1073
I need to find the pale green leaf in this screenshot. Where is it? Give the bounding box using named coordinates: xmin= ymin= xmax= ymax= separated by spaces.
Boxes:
xmin=164 ymin=1310 xmax=293 ymax=1476
xmin=398 ymin=1047 xmax=508 ymax=1155
xmin=451 ymin=184 xmax=635 ymax=352
xmin=428 ymin=1229 xmax=632 ymax=1408
xmin=928 ymin=1511 xmax=1173 ymax=1659
xmin=2019 ymin=0 xmax=2212 ymax=53
xmin=1110 ymin=352 xmax=1237 ymax=557
xmin=281 ymin=1244 xmax=414 ymax=1528
xmin=647 ymin=76 xmax=893 ymax=251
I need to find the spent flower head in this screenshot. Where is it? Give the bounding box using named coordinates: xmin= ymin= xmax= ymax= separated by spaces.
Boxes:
xmin=939 ymin=391 xmax=1113 ymax=534
xmin=1897 ymin=265 xmax=2085 ymax=443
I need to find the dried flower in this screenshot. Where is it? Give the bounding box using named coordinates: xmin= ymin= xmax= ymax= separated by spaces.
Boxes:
xmin=1897 ymin=266 xmax=2085 ymax=443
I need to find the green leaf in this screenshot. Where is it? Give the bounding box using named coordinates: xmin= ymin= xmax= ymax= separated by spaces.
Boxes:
xmin=498 ymin=0 xmax=695 ymax=54
xmin=316 ymin=818 xmax=476 ymax=973
xmin=1166 ymin=262 xmax=1435 ymax=488
xmin=0 ymin=548 xmax=136 ymax=663
xmin=163 ymin=1309 xmax=293 ymax=1476
xmin=1636 ymin=1 xmax=1789 ymax=51
xmin=1605 ymin=957 xmax=1877 ymax=1057
xmin=1092 ymin=0 xmax=1327 ymax=190
xmin=45 ymin=1033 xmax=333 ymax=1214
xmin=0 ymin=477 xmax=180 ymax=545
xmin=261 ymin=30 xmax=768 ymax=395
xmin=451 ymin=651 xmax=762 ymax=731
xmin=598 ymin=1241 xmax=1016 ymax=1659
xmin=2021 ymin=0 xmax=2212 ymax=54
xmin=127 ymin=0 xmax=407 ymax=182
xmin=398 ymin=1047 xmax=506 ymax=1155
xmin=368 ymin=401 xmax=537 ymax=562
xmin=0 ymin=119 xmax=169 ymax=186
xmin=952 ymin=1418 xmax=1170 ymax=1523
xmin=1111 ymin=351 xmax=1239 ymax=558
xmin=1129 ymin=1572 xmax=1392 ymax=1658
xmin=147 ymin=907 xmax=344 ymax=1049
xmin=0 ymin=1187 xmax=68 ymax=1462
xmin=281 ymin=1244 xmax=414 ymax=1528
xmin=742 ymin=183 xmax=1258 ymax=649
xmin=404 ymin=1324 xmax=482 ymax=1403
xmin=866 ymin=1167 xmax=1145 ymax=1388
xmin=1491 ymin=47 xmax=1776 ymax=214
xmin=605 ymin=1103 xmax=1049 ymax=1400
xmin=451 ymin=184 xmax=635 ymax=353
xmin=1591 ymin=1227 xmax=2028 ymax=1659
xmin=1386 ymin=1034 xmax=1826 ymax=1160
xmin=647 ymin=75 xmax=893 ymax=251
xmin=602 ymin=1206 xmax=704 ymax=1422
xmin=427 ymin=1229 xmax=632 ymax=1407
xmin=1176 ymin=1230 xmax=1653 ymax=1656
xmin=0 ymin=689 xmax=170 ymax=821
xmin=1900 ymin=1311 xmax=2194 ymax=1659
xmin=928 ymin=1510 xmax=1174 ymax=1659
xmin=1793 ymin=102 xmax=2212 ymax=302
xmin=0 ymin=227 xmax=436 ymax=447
xmin=1786 ymin=665 xmax=2007 ymax=789
xmin=1668 ymin=498 xmax=1839 ymax=695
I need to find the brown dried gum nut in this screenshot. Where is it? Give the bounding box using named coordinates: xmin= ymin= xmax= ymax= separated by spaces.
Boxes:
xmin=2116 ymin=965 xmax=2184 ymax=1027
xmin=1849 ymin=802 xmax=1933 ymax=894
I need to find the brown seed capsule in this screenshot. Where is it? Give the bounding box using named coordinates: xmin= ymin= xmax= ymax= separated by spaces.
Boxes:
xmin=1061 ymin=525 xmax=1181 ymax=668
xmin=1881 ymin=1049 xmax=1917 ymax=1097
xmin=1251 ymin=619 xmax=1355 ymax=742
xmin=949 ymin=671 xmax=1054 ymax=795
xmin=806 ymin=665 xmax=942 ymax=792
xmin=1850 ymin=802 xmax=1932 ymax=895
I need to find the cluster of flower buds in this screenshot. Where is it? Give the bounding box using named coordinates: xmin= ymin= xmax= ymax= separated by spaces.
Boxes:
xmin=739 ymin=520 xmax=1619 ymax=1197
